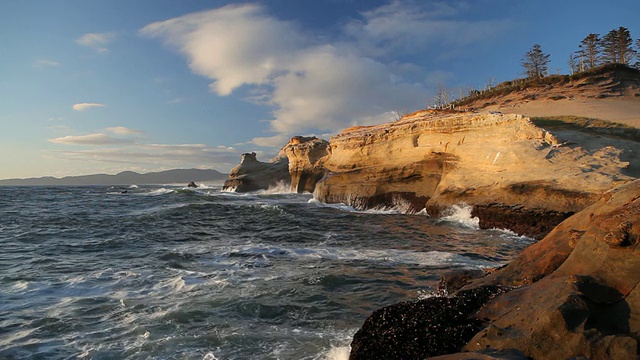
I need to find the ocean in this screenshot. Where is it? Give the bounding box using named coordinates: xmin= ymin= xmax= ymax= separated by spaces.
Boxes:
xmin=0 ymin=184 xmax=533 ymax=359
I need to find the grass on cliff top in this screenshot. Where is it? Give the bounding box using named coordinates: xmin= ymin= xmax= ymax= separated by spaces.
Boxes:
xmin=531 ymin=116 xmax=640 ymax=142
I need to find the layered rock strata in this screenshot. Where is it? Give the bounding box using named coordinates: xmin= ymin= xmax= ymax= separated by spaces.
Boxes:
xmin=349 ymin=180 xmax=640 ymax=359
xmin=315 ymin=111 xmax=636 ymax=238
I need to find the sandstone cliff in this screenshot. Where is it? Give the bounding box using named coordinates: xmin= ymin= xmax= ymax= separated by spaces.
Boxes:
xmin=313 ymin=111 xmax=638 ymax=238
xmin=224 ymin=111 xmax=638 ymax=238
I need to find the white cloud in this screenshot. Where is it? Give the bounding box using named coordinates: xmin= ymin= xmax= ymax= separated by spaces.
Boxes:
xmin=72 ymin=103 xmax=106 ymax=111
xmin=76 ymin=32 xmax=115 ymax=53
xmin=105 ymin=126 xmax=144 ymax=135
xmin=34 ymin=59 xmax=60 ymax=68
xmin=141 ymin=2 xmax=510 ymax=148
xmin=48 ymin=133 xmax=132 ymax=146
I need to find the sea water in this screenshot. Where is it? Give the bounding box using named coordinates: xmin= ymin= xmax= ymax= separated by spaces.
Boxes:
xmin=0 ymin=185 xmax=533 ymax=359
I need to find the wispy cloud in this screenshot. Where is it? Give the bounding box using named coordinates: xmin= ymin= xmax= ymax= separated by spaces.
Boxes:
xmin=45 ymin=141 xmax=240 ymax=172
xmin=72 ymin=103 xmax=106 ymax=111
xmin=141 ymin=3 xmax=510 ymax=148
xmin=105 ymin=126 xmax=144 ymax=135
xmin=34 ymin=59 xmax=60 ymax=68
xmin=49 ymin=133 xmax=133 ymax=146
xmin=76 ymin=32 xmax=115 ymax=53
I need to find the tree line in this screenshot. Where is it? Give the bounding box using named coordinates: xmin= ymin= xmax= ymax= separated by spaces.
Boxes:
xmin=522 ymin=26 xmax=639 ymax=78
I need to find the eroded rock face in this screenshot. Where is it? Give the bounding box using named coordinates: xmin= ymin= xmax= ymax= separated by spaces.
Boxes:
xmin=314 ymin=111 xmax=636 ymax=237
xmin=462 ymin=179 xmax=640 ymax=359
xmin=282 ymin=136 xmax=330 ymax=193
xmin=222 ymin=152 xmax=289 ymax=192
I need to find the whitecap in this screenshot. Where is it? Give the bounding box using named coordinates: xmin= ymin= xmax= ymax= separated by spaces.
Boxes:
xmin=438 ymin=203 xmax=480 ymax=229
xmin=322 ymin=346 xmax=350 ymax=360
xmin=260 ymin=181 xmax=294 ymax=194
xmin=129 ymin=184 xmax=138 ymax=189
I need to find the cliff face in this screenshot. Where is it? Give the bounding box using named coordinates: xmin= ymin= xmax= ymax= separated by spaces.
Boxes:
xmin=283 ymin=136 xmax=330 ymax=193
xmin=313 ymin=111 xmax=636 ymax=237
xmin=224 ymin=111 xmax=638 ymax=237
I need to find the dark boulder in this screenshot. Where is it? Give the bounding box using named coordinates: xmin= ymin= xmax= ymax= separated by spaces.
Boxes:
xmin=349 ymin=285 xmax=508 ymax=360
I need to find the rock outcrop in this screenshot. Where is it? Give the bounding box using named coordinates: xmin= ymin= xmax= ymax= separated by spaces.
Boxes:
xmin=222 ymin=152 xmax=289 ymax=192
xmin=349 ymin=180 xmax=640 ymax=360
xmin=223 ymin=137 xmax=330 ymax=193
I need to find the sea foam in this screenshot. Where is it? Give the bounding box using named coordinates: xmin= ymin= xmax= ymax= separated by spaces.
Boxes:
xmin=438 ymin=203 xmax=480 ymax=229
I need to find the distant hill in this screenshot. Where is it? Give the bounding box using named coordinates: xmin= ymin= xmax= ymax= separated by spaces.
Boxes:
xmin=0 ymin=169 xmax=228 ymax=186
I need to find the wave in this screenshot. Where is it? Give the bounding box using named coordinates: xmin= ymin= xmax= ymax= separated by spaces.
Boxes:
xmin=221 ymin=244 xmax=494 ymax=268
xmin=438 ymin=203 xmax=480 ymax=229
xmin=138 ymin=188 xmax=175 ymax=196
xmin=308 ymin=198 xmax=428 ymax=216
xmin=261 ymin=181 xmax=294 ymax=194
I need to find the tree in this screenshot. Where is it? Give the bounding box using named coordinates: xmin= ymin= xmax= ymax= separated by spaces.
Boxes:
xmin=568 ymin=53 xmax=578 ymax=75
xmin=602 ymin=27 xmax=635 ymax=65
xmin=521 ymin=44 xmax=550 ymax=78
xmin=579 ymin=33 xmax=601 ymax=69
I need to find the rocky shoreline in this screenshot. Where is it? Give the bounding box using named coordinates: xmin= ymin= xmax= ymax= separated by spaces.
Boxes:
xmin=222 ymin=108 xmax=640 ymax=358
xmin=224 ymin=111 xmax=638 ymax=238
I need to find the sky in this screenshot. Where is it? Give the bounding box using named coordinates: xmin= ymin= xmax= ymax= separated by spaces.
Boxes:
xmin=1 ymin=0 xmax=639 ymax=179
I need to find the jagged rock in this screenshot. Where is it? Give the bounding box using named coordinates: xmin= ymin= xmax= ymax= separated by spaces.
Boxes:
xmin=222 ymin=152 xmax=289 ymax=192
xmin=349 ymin=286 xmax=508 ymax=360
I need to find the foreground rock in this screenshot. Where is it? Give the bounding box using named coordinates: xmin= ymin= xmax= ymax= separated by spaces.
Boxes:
xmin=349 ymin=180 xmax=640 ymax=359
xmin=349 ymin=286 xmax=508 ymax=359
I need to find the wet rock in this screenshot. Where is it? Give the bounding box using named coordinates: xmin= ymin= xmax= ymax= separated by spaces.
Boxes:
xmin=187 ymin=181 xmax=197 ymax=188
xmin=349 ymin=286 xmax=507 ymax=360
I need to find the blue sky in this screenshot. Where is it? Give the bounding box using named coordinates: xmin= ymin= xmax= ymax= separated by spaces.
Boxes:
xmin=1 ymin=0 xmax=638 ymax=179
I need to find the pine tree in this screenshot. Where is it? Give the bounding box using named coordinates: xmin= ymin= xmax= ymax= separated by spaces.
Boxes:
xmin=579 ymin=33 xmax=601 ymax=69
xmin=602 ymin=27 xmax=635 ymax=65
xmin=521 ymin=44 xmax=550 ymax=78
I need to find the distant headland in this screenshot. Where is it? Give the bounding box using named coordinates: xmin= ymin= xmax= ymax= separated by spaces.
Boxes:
xmin=0 ymin=169 xmax=227 ymax=186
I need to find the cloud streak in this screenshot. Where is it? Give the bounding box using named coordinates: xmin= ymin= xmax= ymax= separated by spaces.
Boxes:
xmin=72 ymin=103 xmax=106 ymax=111
xmin=34 ymin=59 xmax=60 ymax=68
xmin=106 ymin=126 xmax=144 ymax=135
xmin=76 ymin=32 xmax=115 ymax=53
xmin=49 ymin=133 xmax=133 ymax=146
